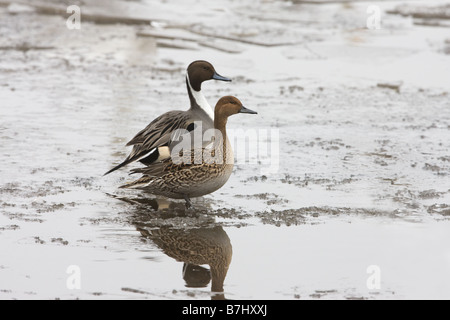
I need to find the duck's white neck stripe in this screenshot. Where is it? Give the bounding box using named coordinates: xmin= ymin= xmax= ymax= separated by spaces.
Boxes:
xmin=187 ymin=74 xmax=214 ymax=120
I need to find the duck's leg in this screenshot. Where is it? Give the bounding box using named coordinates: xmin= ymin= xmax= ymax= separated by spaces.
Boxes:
xmin=184 ymin=195 xmax=193 ymax=209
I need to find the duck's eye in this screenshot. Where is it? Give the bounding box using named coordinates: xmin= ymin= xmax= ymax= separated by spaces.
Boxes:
xmin=203 ymin=66 xmax=209 ymax=71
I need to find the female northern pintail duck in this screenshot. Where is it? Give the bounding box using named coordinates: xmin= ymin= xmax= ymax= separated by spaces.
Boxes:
xmin=104 ymin=60 xmax=231 ymax=175
xmin=120 ymin=96 xmax=257 ymax=208
xmin=138 ymin=226 xmax=232 ymax=298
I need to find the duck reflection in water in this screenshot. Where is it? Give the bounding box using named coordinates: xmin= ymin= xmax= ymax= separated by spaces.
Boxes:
xmin=125 ymin=198 xmax=232 ymax=300
xmin=138 ymin=225 xmax=232 ymax=300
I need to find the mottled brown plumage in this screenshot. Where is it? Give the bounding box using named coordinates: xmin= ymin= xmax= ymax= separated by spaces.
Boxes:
xmin=138 ymin=226 xmax=232 ymax=296
xmin=120 ymin=96 xmax=257 ymax=208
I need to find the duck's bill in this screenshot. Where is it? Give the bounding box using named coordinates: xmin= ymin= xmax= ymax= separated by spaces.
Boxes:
xmin=212 ymin=72 xmax=232 ymax=82
xmin=239 ymin=106 xmax=258 ymax=114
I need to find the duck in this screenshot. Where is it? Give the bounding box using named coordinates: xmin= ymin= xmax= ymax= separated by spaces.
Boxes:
xmin=104 ymin=60 xmax=231 ymax=175
xmin=120 ymin=96 xmax=257 ymax=208
xmin=137 ymin=225 xmax=232 ymax=299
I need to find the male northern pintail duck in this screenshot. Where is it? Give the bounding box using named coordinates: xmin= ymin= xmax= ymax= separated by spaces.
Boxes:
xmin=104 ymin=60 xmax=231 ymax=175
xmin=120 ymin=96 xmax=257 ymax=208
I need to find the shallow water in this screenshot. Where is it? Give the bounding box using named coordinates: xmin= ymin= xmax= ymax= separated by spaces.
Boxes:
xmin=1 ymin=0 xmax=450 ymax=299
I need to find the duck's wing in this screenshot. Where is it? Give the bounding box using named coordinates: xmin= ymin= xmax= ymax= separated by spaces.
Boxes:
xmin=129 ymin=147 xmax=208 ymax=177
xmin=120 ymin=147 xmax=216 ymax=189
xmin=126 ymin=110 xmax=188 ymax=147
xmin=104 ymin=110 xmax=191 ymax=175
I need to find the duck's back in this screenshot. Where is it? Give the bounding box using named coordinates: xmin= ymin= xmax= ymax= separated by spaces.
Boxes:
xmin=122 ymin=138 xmax=234 ymax=199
